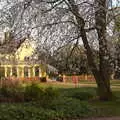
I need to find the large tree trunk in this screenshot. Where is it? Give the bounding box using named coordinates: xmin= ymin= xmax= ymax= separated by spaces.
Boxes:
xmin=81 ymin=27 xmax=113 ymax=100
xmin=96 ymin=76 xmax=112 ymax=100
xmin=95 ymin=0 xmax=113 ymax=100
xmin=68 ymin=0 xmax=113 ymax=100
xmin=115 ymin=42 xmax=120 ymax=79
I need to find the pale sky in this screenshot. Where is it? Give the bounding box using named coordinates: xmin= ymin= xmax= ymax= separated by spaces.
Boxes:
xmin=112 ymin=0 xmax=120 ymax=6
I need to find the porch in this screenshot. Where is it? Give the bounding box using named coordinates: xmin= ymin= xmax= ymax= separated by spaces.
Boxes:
xmin=0 ymin=61 xmax=47 ymax=79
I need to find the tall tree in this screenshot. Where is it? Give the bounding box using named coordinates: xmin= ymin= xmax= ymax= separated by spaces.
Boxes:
xmin=49 ymin=44 xmax=89 ymax=74
xmin=34 ymin=0 xmax=119 ymax=100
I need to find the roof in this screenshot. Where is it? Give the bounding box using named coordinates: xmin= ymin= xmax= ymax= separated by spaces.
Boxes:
xmin=0 ymin=38 xmax=26 ymax=54
xmin=47 ymin=64 xmax=58 ymax=73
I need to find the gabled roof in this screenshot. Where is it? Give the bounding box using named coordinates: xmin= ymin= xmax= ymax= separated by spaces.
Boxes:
xmin=0 ymin=38 xmax=26 ymax=54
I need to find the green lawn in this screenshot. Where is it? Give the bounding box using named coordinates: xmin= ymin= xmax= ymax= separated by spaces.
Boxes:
xmin=36 ymin=80 xmax=120 ymax=117
xmin=1 ymin=80 xmax=120 ymax=120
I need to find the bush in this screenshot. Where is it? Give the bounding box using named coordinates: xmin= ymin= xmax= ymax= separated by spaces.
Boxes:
xmin=0 ymin=103 xmax=57 ymax=120
xmin=71 ymin=91 xmax=94 ymax=100
xmin=0 ymin=81 xmax=59 ymax=104
xmin=0 ymin=79 xmax=24 ymax=102
xmin=24 ymin=83 xmax=59 ymax=107
xmin=61 ymin=88 xmax=96 ymax=101
xmin=40 ymin=77 xmax=47 ymax=82
xmin=0 ymin=78 xmax=21 ymax=89
xmin=0 ymin=82 xmax=97 ymax=119
xmin=0 ymin=98 xmax=96 ymax=120
xmin=49 ymin=97 xmax=96 ymax=119
xmin=24 ymin=83 xmax=41 ymax=101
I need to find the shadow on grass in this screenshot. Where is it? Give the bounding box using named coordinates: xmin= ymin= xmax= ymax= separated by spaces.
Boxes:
xmin=58 ymin=87 xmax=97 ymax=101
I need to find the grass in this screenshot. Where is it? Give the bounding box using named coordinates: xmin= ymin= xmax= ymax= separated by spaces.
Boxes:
xmin=81 ymin=80 xmax=120 ymax=117
xmin=1 ymin=80 xmax=120 ymax=119
xmin=39 ymin=80 xmax=120 ymax=117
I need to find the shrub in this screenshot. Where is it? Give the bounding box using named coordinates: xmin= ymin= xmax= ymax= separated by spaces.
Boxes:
xmin=24 ymin=83 xmax=41 ymax=101
xmin=0 ymin=99 xmax=96 ymax=120
xmin=24 ymin=83 xmax=59 ymax=107
xmin=61 ymin=88 xmax=96 ymax=101
xmin=49 ymin=97 xmax=96 ymax=119
xmin=0 ymin=79 xmax=24 ymax=102
xmin=38 ymin=87 xmax=59 ymax=107
xmin=0 ymin=82 xmax=97 ymax=119
xmin=0 ymin=81 xmax=59 ymax=103
xmin=0 ymin=78 xmax=21 ymax=89
xmin=40 ymin=77 xmax=47 ymax=82
xmin=71 ymin=91 xmax=94 ymax=100
xmin=0 ymin=103 xmax=57 ymax=120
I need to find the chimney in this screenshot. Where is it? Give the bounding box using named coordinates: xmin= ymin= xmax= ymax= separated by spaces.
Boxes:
xmin=4 ymin=27 xmax=12 ymax=42
xmin=4 ymin=31 xmax=13 ymax=42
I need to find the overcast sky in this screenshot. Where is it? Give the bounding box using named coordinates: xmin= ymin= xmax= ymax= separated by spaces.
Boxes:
xmin=112 ymin=0 xmax=120 ymax=6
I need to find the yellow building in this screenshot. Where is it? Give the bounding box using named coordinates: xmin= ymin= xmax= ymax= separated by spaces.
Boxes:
xmin=0 ymin=32 xmax=47 ymax=80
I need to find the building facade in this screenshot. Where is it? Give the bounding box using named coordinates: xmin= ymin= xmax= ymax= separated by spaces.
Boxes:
xmin=0 ymin=31 xmax=47 ymax=79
